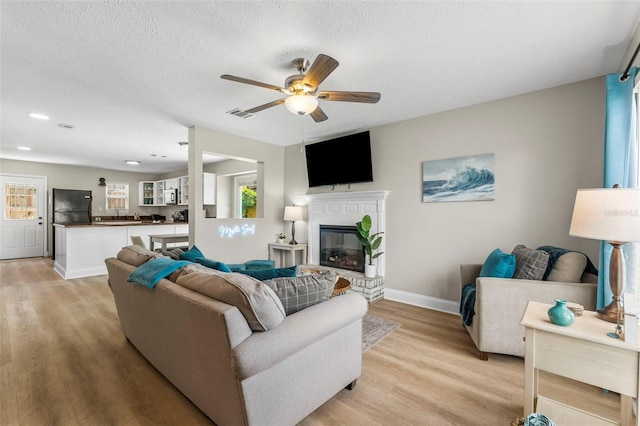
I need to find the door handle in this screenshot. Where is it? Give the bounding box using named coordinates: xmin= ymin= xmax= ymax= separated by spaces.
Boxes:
xmin=39 ymin=222 xmax=43 ymax=225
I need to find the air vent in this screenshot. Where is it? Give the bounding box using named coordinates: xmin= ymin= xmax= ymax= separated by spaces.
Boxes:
xmin=58 ymin=123 xmax=75 ymax=129
xmin=226 ymin=108 xmax=255 ymax=119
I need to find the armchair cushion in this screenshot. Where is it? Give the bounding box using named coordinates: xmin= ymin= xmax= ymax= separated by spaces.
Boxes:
xmin=479 ymin=248 xmax=516 ymax=278
xmin=511 ymin=245 xmax=550 ymax=280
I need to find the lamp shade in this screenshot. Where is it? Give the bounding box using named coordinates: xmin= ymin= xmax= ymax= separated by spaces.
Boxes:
xmin=569 ymin=188 xmax=640 ymax=242
xmin=284 ymin=206 xmax=304 ymax=222
xmin=284 ymin=95 xmax=318 ymax=115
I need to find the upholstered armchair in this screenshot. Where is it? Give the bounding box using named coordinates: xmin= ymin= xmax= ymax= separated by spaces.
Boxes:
xmin=459 ymin=246 xmax=598 ymax=360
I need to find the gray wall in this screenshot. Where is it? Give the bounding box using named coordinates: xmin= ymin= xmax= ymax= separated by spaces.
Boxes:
xmin=284 ymin=77 xmax=605 ymax=308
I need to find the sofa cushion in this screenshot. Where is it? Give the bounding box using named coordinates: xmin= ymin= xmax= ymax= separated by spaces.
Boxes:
xmin=117 ymin=245 xmax=164 ymax=267
xmin=176 ymin=265 xmax=285 ymax=331
xmin=547 ymin=251 xmax=588 ymax=283
xmin=238 ymin=266 xmax=297 ymax=281
xmin=196 ymin=257 xmax=232 ymax=273
xmin=178 ymin=245 xmax=205 ymax=262
xmin=161 ymin=248 xmax=184 ymax=260
xmin=244 ymin=259 xmax=276 ymax=270
xmin=479 ymin=248 xmax=516 ymax=278
xmin=511 ymin=245 xmax=550 ymax=280
xmin=227 ymin=264 xmax=247 ymax=272
xmin=262 ymin=271 xmax=336 ymax=315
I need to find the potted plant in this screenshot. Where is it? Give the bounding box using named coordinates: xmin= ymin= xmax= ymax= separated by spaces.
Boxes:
xmin=275 ymin=232 xmax=286 ymax=243
xmin=356 ymin=214 xmax=383 ymax=278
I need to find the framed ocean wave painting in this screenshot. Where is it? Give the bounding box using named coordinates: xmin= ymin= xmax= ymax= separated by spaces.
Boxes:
xmin=422 ymin=153 xmax=495 ymax=203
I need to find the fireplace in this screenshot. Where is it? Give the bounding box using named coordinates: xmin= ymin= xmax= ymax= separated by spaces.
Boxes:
xmin=319 ymin=225 xmax=365 ymax=272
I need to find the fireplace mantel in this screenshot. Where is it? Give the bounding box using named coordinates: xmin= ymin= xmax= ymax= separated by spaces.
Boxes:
xmin=304 ymin=190 xmax=389 ymax=277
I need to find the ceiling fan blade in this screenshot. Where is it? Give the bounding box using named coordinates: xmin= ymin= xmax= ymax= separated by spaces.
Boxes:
xmin=245 ymin=98 xmax=286 ymax=114
xmin=310 ymin=106 xmax=328 ymax=122
xmin=221 ymin=74 xmax=285 ymax=92
xmin=317 ymin=91 xmax=381 ymax=103
xmin=302 ymin=54 xmax=339 ymax=89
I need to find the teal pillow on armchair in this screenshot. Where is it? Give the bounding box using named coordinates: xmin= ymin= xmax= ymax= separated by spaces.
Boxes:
xmin=479 ymin=248 xmax=516 ymax=278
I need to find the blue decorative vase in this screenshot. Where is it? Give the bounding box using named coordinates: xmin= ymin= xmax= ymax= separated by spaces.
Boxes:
xmin=547 ymin=299 xmax=575 ymax=326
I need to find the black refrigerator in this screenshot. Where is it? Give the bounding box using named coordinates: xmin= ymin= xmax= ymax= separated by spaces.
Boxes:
xmin=52 ymin=188 xmax=92 ymax=259
xmin=53 ymin=188 xmax=92 ymax=225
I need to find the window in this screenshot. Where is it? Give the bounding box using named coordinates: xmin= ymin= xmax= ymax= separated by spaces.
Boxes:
xmin=106 ymin=182 xmax=129 ymax=211
xmin=4 ymin=183 xmax=37 ymax=220
xmin=234 ymin=173 xmax=257 ymax=218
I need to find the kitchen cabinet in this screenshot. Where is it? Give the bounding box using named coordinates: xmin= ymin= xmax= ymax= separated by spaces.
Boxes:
xmin=165 ymin=178 xmax=178 ymax=190
xmin=139 ymin=181 xmax=155 ymax=205
xmin=154 ymin=180 xmax=165 ymax=205
xmin=138 ymin=180 xmax=167 ymax=206
xmin=203 ymin=172 xmax=216 ymax=205
xmin=178 ymin=176 xmax=189 ymax=205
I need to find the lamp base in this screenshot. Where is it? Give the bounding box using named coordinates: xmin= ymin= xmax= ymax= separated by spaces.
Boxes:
xmin=597 ymin=302 xmax=622 ymax=323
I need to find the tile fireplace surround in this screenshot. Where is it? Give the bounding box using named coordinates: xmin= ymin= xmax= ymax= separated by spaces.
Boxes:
xmin=304 ymin=190 xmax=390 ymax=277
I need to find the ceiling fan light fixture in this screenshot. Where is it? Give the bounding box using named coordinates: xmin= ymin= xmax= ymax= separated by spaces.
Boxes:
xmin=285 ymin=95 xmax=318 ymax=115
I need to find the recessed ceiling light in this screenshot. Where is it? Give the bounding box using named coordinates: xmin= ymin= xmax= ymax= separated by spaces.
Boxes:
xmin=124 ymin=160 xmax=141 ymax=165
xmin=17 ymin=146 xmax=31 ymax=151
xmin=178 ymin=141 xmax=188 ymax=150
xmin=29 ymin=113 xmax=49 ymax=120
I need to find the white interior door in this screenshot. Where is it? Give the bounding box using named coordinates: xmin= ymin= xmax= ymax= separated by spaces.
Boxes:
xmin=0 ymin=175 xmax=46 ymax=259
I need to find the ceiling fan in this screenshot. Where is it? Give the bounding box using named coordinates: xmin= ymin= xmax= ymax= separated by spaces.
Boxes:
xmin=221 ymin=54 xmax=381 ymax=122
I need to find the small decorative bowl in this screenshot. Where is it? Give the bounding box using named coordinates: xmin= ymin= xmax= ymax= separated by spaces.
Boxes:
xmin=566 ymin=303 xmax=584 ymax=317
xmin=524 ymin=413 xmax=555 ymax=426
xmin=332 ymin=277 xmax=351 ymax=296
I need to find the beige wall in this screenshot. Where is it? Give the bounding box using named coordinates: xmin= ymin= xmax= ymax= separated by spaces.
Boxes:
xmin=0 ymin=159 xmax=161 ymax=254
xmin=284 ymin=77 xmax=605 ymax=308
xmin=188 ymin=126 xmax=285 ymax=263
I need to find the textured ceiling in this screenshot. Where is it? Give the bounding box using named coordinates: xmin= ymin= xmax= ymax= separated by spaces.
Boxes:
xmin=2 ymin=1 xmax=640 ymax=173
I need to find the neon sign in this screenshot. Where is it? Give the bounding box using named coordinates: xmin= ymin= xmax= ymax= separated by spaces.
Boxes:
xmin=219 ymin=224 xmax=256 ymax=238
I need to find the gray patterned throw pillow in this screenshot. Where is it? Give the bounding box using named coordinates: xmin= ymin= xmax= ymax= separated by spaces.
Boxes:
xmin=262 ymin=272 xmax=337 ymax=315
xmin=511 ymin=245 xmax=550 ymax=280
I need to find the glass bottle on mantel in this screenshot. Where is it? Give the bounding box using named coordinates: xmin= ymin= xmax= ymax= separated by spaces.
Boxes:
xmin=548 ymin=299 xmax=575 ymax=326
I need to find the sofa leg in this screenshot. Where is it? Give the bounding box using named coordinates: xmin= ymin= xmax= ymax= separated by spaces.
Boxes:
xmin=345 ymin=379 xmax=357 ymax=390
xmin=479 ymin=351 xmax=489 ymax=361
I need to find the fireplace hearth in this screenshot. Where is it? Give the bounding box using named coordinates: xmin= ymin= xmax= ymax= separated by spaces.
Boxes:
xmin=319 ymin=225 xmax=365 ymax=273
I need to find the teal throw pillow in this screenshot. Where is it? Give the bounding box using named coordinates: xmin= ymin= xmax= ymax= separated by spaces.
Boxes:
xmin=195 ymin=257 xmax=232 ymax=273
xmin=227 ymin=264 xmax=247 ymax=272
xmin=238 ymin=266 xmax=298 ymax=281
xmin=479 ymin=248 xmax=516 ymax=278
xmin=178 ymin=245 xmax=205 ymax=263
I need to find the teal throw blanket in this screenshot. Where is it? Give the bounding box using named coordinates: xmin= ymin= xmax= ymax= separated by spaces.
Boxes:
xmin=128 ymin=257 xmax=191 ymax=288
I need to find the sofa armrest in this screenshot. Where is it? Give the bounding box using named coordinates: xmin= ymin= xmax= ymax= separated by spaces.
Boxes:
xmin=476 ymin=277 xmax=597 ymax=314
xmin=460 ymin=264 xmax=483 ymax=289
xmin=231 ymin=292 xmax=368 ymax=379
xmin=473 ymin=277 xmax=597 ymax=355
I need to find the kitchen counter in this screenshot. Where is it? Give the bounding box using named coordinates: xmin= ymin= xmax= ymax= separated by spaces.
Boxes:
xmin=55 ymin=221 xmax=188 ymax=227
xmin=53 ymin=223 xmax=189 ymax=279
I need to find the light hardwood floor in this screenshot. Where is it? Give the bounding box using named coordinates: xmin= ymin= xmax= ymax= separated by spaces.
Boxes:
xmin=1 ymin=258 xmax=620 ymax=425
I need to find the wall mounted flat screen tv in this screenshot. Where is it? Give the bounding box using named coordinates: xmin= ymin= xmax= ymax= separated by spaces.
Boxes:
xmin=305 ymin=131 xmax=373 ymax=187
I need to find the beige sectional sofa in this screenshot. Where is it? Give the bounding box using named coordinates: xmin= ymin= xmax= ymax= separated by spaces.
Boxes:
xmin=106 ymin=246 xmax=368 ymax=426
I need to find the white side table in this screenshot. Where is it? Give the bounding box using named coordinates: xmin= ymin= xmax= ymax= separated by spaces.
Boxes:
xmin=268 ymin=243 xmax=308 ymax=267
xmin=520 ymin=301 xmax=640 ymax=425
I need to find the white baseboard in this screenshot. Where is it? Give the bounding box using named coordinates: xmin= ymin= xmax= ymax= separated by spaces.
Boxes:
xmin=384 ymin=287 xmax=459 ymax=316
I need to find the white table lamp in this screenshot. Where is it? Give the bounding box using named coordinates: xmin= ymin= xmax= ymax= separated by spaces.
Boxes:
xmin=569 ymin=186 xmax=640 ymax=337
xmin=284 ymin=206 xmax=304 ymax=245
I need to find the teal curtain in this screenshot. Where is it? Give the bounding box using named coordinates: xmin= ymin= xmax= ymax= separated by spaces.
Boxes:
xmin=598 ymin=67 xmax=639 ymax=309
